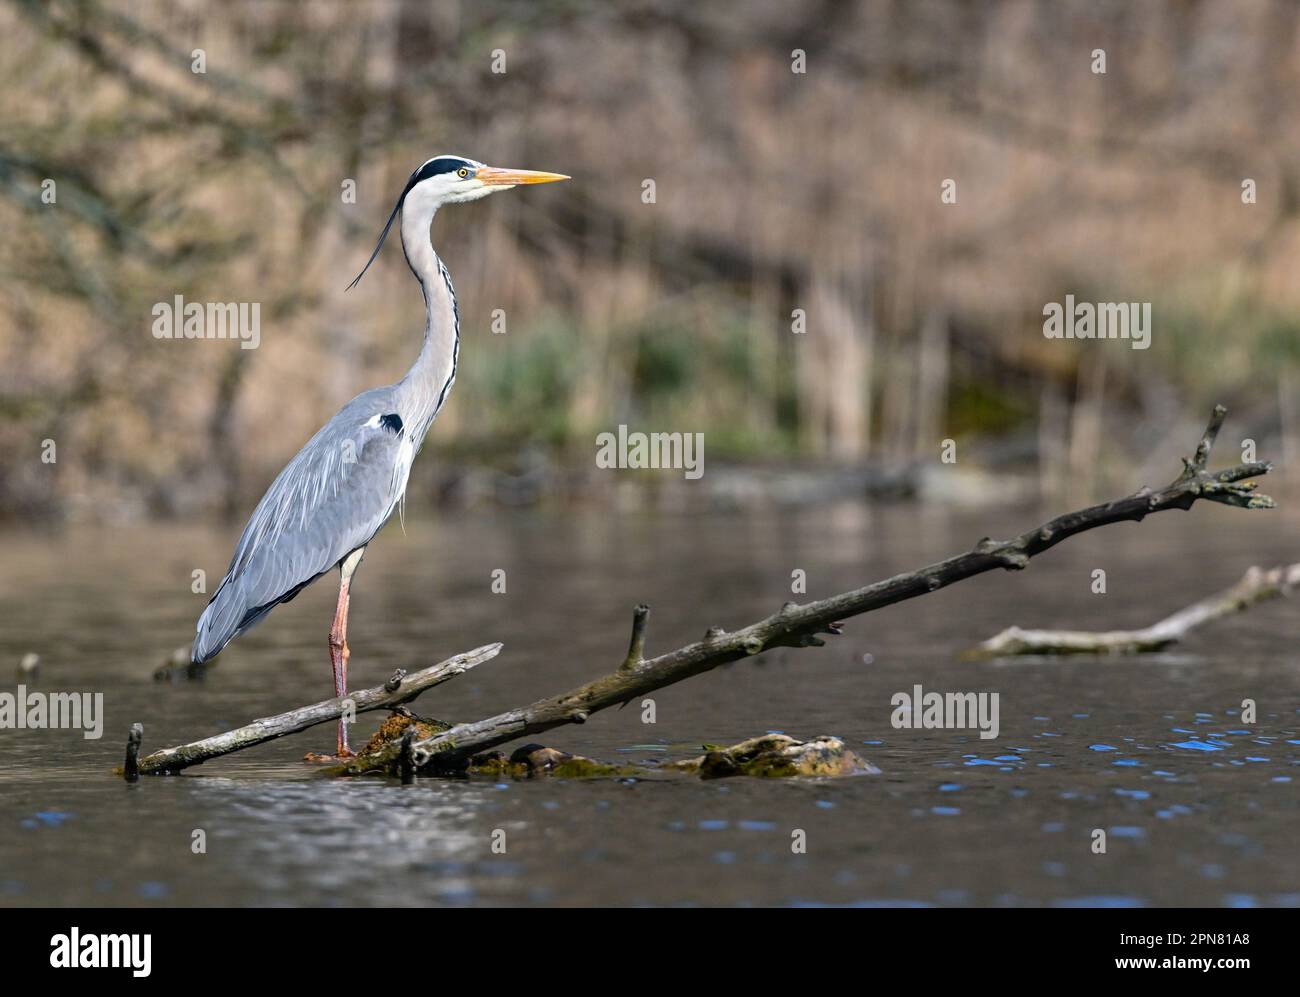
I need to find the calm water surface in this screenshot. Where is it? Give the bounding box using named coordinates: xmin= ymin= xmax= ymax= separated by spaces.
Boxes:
xmin=1 ymin=504 xmax=1297 ymax=906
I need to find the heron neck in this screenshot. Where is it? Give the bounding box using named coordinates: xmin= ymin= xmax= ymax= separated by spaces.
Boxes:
xmin=398 ymin=203 xmax=460 ymax=445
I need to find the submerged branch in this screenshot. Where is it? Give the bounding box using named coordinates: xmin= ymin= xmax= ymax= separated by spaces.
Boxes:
xmin=333 ymin=405 xmax=1274 ymax=775
xmin=972 ymin=562 xmax=1300 ymax=656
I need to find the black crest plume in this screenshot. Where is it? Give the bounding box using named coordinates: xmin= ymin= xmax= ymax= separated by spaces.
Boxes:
xmin=346 ymin=158 xmax=469 ymax=290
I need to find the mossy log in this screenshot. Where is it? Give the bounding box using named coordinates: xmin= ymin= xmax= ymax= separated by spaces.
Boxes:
xmin=362 ymin=714 xmax=875 ymax=780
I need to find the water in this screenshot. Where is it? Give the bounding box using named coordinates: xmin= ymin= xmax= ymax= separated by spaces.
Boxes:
xmin=1 ymin=504 xmax=1297 ymax=906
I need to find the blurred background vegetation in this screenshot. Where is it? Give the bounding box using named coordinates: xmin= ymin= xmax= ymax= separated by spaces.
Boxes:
xmin=1 ymin=0 xmax=1297 ymax=522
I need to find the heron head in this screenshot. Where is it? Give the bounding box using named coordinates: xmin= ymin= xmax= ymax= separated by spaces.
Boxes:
xmin=409 ymin=155 xmax=569 ymax=206
xmin=348 ymin=155 xmax=568 ymax=289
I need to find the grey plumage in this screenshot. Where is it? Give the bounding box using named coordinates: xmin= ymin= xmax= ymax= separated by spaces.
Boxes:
xmin=189 ymin=155 xmax=567 ymax=722
xmin=192 ymin=387 xmax=417 ymax=662
xmin=192 ymin=160 xmax=466 ymax=666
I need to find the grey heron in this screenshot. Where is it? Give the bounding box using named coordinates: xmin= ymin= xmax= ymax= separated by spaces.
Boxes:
xmin=191 ymin=155 xmax=568 ymax=758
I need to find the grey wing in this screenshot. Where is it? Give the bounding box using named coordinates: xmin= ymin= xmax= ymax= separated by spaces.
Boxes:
xmin=193 ymin=395 xmax=413 ymax=663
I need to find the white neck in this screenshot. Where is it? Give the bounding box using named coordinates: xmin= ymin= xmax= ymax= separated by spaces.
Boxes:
xmin=397 ymin=199 xmax=460 ymax=446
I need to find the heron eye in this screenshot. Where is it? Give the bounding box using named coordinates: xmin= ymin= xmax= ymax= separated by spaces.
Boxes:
xmin=457 ymin=167 xmax=469 ymax=178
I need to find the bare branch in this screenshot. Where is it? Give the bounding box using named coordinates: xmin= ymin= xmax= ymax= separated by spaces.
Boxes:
xmin=1189 ymin=403 xmax=1228 ymax=470
xmin=333 ymin=405 xmax=1273 ymax=775
xmin=972 ymin=562 xmax=1300 ymax=657
xmin=622 ymin=603 xmax=650 ymax=669
xmin=128 ymin=644 xmax=501 ymax=776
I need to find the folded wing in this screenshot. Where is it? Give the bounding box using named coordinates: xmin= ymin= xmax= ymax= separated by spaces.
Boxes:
xmin=193 ymin=395 xmax=411 ymax=663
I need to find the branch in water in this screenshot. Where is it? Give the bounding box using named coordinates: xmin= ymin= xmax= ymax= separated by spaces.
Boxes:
xmin=333 ymin=404 xmax=1274 ymax=775
xmin=971 ymin=561 xmax=1300 ymax=656
xmin=127 ymin=644 xmax=501 ymax=776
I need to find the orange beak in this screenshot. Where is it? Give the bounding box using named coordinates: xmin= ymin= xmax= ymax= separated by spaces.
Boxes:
xmin=475 ymin=166 xmax=570 ymax=187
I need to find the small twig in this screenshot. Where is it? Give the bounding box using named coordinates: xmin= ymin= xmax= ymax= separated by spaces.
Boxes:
xmin=1189 ymin=403 xmax=1227 ymax=470
xmin=124 ymin=723 xmax=143 ymax=783
xmin=622 ymin=604 xmax=650 ymax=669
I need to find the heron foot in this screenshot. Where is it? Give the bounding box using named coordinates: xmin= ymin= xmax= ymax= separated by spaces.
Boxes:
xmin=303 ymin=747 xmax=357 ymax=763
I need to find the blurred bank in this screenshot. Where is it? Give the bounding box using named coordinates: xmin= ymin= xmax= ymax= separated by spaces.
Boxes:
xmin=0 ymin=0 xmax=1297 ymax=522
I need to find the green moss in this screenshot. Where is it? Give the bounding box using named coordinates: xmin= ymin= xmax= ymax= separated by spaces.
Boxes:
xmin=467 ymin=746 xmax=642 ymax=779
xmin=547 ymin=758 xmax=643 ymax=778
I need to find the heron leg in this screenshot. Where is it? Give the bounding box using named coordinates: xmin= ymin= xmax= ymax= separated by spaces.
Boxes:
xmin=328 ymin=548 xmax=366 ymax=758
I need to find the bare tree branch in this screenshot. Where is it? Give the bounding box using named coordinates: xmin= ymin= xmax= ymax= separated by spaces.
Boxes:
xmin=128 ymin=644 xmax=501 ymax=776
xmin=332 ymin=405 xmax=1274 ymax=775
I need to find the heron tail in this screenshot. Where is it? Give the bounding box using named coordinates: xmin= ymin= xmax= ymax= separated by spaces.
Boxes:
xmin=192 ymin=577 xmax=245 ymax=664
